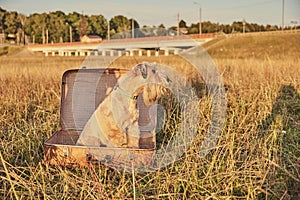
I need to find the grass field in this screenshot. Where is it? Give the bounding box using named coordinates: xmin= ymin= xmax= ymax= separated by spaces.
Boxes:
xmin=0 ymin=32 xmax=299 ymax=199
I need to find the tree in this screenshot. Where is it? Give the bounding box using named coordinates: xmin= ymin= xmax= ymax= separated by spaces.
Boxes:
xmin=47 ymin=11 xmax=68 ymax=43
xmin=188 ymin=23 xmax=199 ymax=34
xmin=88 ymin=15 xmax=107 ymax=38
xmin=110 ymin=15 xmax=131 ymax=36
xmin=0 ymin=7 xmax=6 ymax=32
xmin=179 ymin=20 xmax=187 ymax=28
xmin=158 ymin=24 xmax=165 ymax=29
xmin=4 ymin=11 xmax=21 ymax=34
xmin=231 ymin=21 xmax=244 ymax=33
xmin=66 ymin=12 xmax=81 ymax=41
xmin=17 ymin=13 xmax=26 ymax=44
xmin=128 ymin=18 xmax=140 ymax=38
xmin=24 ymin=13 xmax=40 ymax=43
xmin=129 ymin=18 xmax=139 ymax=30
xmin=24 ymin=13 xmax=49 ymax=43
xmin=201 ymin=21 xmax=220 ymax=33
xmin=259 ymin=25 xmax=266 ymax=32
xmin=219 ymin=24 xmax=231 ymax=34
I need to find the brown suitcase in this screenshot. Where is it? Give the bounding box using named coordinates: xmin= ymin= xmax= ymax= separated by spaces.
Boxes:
xmin=44 ymin=68 xmax=156 ymax=170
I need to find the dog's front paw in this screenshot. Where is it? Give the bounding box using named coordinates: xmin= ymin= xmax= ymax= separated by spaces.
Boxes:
xmin=126 ymin=137 xmax=140 ymax=149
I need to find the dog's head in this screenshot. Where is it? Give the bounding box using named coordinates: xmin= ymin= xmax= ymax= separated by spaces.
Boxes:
xmin=132 ymin=62 xmax=171 ymax=105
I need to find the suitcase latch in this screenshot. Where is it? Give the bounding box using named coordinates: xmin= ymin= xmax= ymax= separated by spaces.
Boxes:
xmin=62 ymin=147 xmax=69 ymax=157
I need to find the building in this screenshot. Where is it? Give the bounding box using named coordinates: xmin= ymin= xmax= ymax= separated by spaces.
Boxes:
xmin=7 ymin=33 xmax=16 ymax=44
xmin=80 ymin=35 xmax=102 ymax=43
xmin=179 ymin=27 xmax=188 ymax=34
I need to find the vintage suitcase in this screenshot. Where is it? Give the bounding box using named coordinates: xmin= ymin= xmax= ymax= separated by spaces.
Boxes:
xmin=44 ymin=68 xmax=157 ymax=170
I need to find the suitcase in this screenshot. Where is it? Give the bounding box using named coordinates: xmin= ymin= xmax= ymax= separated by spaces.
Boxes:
xmin=44 ymin=68 xmax=157 ymax=170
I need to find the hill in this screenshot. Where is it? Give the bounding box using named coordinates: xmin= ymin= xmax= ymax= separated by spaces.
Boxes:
xmin=204 ymin=31 xmax=300 ymax=59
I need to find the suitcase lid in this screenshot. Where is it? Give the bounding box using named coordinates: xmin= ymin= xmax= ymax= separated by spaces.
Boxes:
xmin=59 ymin=68 xmax=156 ymax=131
xmin=59 ymin=68 xmax=128 ymax=130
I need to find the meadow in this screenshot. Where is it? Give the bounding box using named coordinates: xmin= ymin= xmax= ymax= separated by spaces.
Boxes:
xmin=0 ymin=32 xmax=299 ymax=199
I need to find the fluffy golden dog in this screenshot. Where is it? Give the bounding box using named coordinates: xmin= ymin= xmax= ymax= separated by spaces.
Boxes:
xmin=76 ymin=62 xmax=170 ymax=148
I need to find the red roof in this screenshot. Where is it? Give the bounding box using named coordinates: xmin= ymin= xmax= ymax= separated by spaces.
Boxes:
xmin=85 ymin=35 xmax=101 ymax=39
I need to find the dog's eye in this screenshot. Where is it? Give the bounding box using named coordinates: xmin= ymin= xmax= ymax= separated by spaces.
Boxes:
xmin=152 ymin=69 xmax=156 ymax=74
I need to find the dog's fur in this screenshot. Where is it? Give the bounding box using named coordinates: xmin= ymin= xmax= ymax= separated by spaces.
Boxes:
xmin=76 ymin=62 xmax=169 ymax=148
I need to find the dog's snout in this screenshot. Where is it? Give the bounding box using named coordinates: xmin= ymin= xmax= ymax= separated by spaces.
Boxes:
xmin=152 ymin=68 xmax=156 ymax=74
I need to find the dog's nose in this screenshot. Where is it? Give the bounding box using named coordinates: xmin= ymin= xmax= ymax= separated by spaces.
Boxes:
xmin=166 ymin=76 xmax=172 ymax=83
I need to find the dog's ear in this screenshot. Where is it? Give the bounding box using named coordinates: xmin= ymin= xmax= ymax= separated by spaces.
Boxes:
xmin=133 ymin=63 xmax=148 ymax=79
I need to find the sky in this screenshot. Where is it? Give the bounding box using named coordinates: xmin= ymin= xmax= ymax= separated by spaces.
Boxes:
xmin=1 ymin=0 xmax=300 ymax=28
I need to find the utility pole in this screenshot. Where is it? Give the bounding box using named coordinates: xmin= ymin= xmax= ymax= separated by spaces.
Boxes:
xmin=20 ymin=16 xmax=26 ymax=45
xmin=42 ymin=28 xmax=45 ymax=44
xmin=132 ymin=18 xmax=134 ymax=38
xmin=69 ymin=25 xmax=72 ymax=42
xmin=194 ymin=1 xmax=202 ymax=35
xmin=66 ymin=23 xmax=72 ymax=42
xmin=199 ymin=7 xmax=202 ymax=35
xmin=282 ymin=0 xmax=284 ymax=31
xmin=46 ymin=28 xmax=48 ymax=44
xmin=242 ymin=19 xmax=246 ymax=34
xmin=107 ymin=19 xmax=110 ymax=40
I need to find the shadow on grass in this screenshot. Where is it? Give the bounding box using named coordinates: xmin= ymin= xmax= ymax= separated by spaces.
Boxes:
xmin=259 ymin=85 xmax=300 ymax=199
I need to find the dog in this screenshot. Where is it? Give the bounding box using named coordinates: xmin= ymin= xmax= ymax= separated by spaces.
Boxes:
xmin=76 ymin=62 xmax=170 ymax=148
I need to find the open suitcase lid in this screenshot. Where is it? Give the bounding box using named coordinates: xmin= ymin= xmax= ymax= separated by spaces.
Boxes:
xmin=59 ymin=68 xmax=156 ymax=133
xmin=59 ymin=68 xmax=128 ymax=131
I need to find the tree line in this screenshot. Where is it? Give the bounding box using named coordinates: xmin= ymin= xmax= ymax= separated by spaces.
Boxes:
xmin=0 ymin=7 xmax=295 ymax=44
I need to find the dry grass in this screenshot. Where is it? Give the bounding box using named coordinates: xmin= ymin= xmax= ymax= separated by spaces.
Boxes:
xmin=0 ymin=32 xmax=299 ymax=199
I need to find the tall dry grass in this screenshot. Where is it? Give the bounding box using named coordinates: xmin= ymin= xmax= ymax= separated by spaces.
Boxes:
xmin=0 ymin=33 xmax=299 ymax=199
